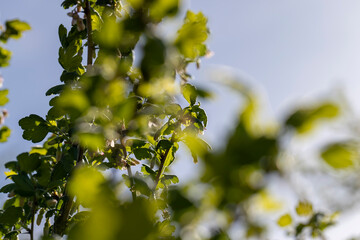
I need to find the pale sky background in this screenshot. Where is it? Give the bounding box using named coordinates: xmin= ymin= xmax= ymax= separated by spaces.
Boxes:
xmin=1 ymin=0 xmax=360 ymax=239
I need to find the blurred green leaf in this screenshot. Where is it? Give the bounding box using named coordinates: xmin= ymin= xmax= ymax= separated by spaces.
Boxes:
xmin=321 ymin=142 xmax=355 ymax=169
xmin=175 ymin=11 xmax=209 ymax=60
xmin=277 ymin=214 xmax=292 ymax=227
xmin=0 ymin=89 xmax=9 ymax=106
xmin=149 ymin=0 xmax=179 ymax=22
xmin=285 ymin=102 xmax=339 ymax=134
xmin=0 ymin=126 xmax=11 ymax=142
xmin=0 ymin=47 xmax=11 ymax=67
xmin=296 ymin=201 xmax=313 ymax=216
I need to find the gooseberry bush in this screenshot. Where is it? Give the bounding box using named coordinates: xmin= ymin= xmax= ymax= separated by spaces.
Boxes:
xmin=0 ymin=1 xmax=357 ymax=240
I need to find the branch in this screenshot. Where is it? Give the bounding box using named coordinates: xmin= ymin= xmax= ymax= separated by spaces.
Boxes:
xmin=30 ymin=197 xmax=36 ymax=240
xmin=126 ymin=164 xmax=137 ymax=200
xmin=154 ymin=147 xmax=171 ymax=190
xmin=84 ymin=0 xmax=93 ymax=66
xmin=54 ymin=1 xmax=93 ymax=234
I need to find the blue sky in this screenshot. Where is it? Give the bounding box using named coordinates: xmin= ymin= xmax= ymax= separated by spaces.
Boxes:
xmin=1 ymin=1 xmax=360 ymax=239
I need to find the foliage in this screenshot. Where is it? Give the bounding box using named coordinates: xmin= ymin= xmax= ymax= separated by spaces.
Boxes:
xmin=0 ymin=1 xmax=357 ymax=240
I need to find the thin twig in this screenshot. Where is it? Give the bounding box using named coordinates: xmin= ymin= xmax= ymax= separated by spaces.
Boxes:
xmin=30 ymin=197 xmax=36 ymax=240
xmin=126 ymin=164 xmax=137 ymax=200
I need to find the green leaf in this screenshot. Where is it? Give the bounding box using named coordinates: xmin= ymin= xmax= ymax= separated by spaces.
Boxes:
xmin=192 ymin=105 xmax=207 ymax=127
xmin=156 ymin=139 xmax=173 ymax=152
xmin=0 ymin=206 xmax=23 ymax=226
xmin=0 ymin=20 xmax=31 ymax=41
xmin=175 ymin=11 xmax=209 ymax=60
xmin=0 ymin=89 xmax=9 ymax=106
xmin=321 ymin=143 xmax=355 ymax=169
xmin=295 ymin=201 xmax=313 ymax=216
xmin=58 ymin=39 xmax=83 ymax=72
xmin=76 ymin=133 xmax=105 ymax=151
xmin=6 ymin=20 xmax=30 ymax=36
xmin=60 ymin=71 xmax=81 ymax=83
xmin=61 ymin=0 xmax=78 ymax=9
xmin=133 ymin=148 xmax=153 ymax=160
xmin=94 ymin=15 xmax=122 ymax=49
xmin=17 ymin=152 xmax=42 ymax=173
xmin=0 ymin=183 xmax=16 ymax=193
xmin=140 ymin=37 xmax=166 ymax=80
xmin=58 ymin=24 xmax=68 ymax=48
xmin=149 ymin=0 xmax=179 ymax=22
xmin=159 ymin=174 xmax=179 ymax=188
xmin=182 ymin=84 xmax=197 ymax=106
xmin=4 ymin=161 xmax=18 ymax=171
xmin=0 ymin=126 xmax=11 ymax=142
xmin=128 ymin=176 xmax=152 ymax=197
xmin=141 ymin=164 xmax=156 ymax=177
xmin=0 ymin=47 xmax=11 ymax=67
xmin=277 ymin=214 xmax=292 ymax=227
xmin=165 ymin=104 xmax=182 ymax=116
xmin=46 ymin=84 xmax=65 ymax=96
xmin=12 ymin=174 xmax=35 ymax=196
xmin=19 ymin=114 xmax=49 ymax=143
xmin=285 ymin=102 xmax=339 ymax=134
xmin=56 ymin=89 xmax=89 ymax=118
xmin=183 ymin=135 xmax=211 ymax=163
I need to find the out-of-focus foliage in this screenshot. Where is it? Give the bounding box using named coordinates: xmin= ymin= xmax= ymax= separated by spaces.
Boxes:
xmin=0 ymin=19 xmax=30 ymax=143
xmin=0 ymin=1 xmax=356 ymax=240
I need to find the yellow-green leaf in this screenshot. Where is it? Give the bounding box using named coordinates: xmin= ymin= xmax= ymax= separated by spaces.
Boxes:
xmin=295 ymin=201 xmax=313 ymax=216
xmin=277 ymin=214 xmax=292 ymax=227
xmin=321 ymin=143 xmax=355 ymax=169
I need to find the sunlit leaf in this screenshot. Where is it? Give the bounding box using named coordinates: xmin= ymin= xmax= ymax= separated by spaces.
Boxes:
xmin=0 ymin=126 xmax=11 ymax=142
xmin=295 ymin=201 xmax=313 ymax=216
xmin=0 ymin=89 xmax=9 ymax=106
xmin=321 ymin=142 xmax=356 ymax=169
xmin=277 ymin=214 xmax=292 ymax=227
xmin=175 ymin=11 xmax=209 ymax=60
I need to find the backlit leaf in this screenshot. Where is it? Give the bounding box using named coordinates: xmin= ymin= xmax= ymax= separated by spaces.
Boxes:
xmin=277 ymin=214 xmax=292 ymax=227
xmin=321 ymin=143 xmax=355 ymax=169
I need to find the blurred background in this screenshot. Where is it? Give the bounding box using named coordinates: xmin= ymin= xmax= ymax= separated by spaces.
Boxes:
xmin=2 ymin=0 xmax=360 ymax=239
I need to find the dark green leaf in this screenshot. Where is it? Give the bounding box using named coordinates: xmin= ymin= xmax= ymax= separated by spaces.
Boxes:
xmin=133 ymin=148 xmax=153 ymax=160
xmin=19 ymin=114 xmax=49 ymax=143
xmin=0 ymin=206 xmax=23 ymax=226
xmin=17 ymin=152 xmax=42 ymax=173
xmin=59 ymin=24 xmax=68 ymax=48
xmin=0 ymin=183 xmax=16 ymax=193
xmin=12 ymin=174 xmax=35 ymax=196
xmin=46 ymin=84 xmax=65 ymax=96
